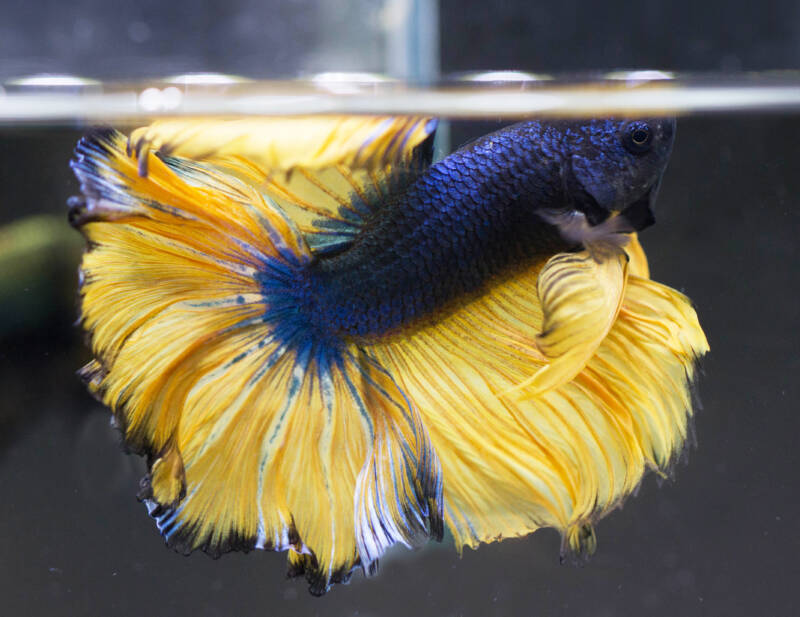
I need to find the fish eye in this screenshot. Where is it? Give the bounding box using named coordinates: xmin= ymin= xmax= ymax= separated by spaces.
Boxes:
xmin=623 ymin=122 xmax=652 ymax=154
xmin=631 ymin=128 xmax=649 ymax=144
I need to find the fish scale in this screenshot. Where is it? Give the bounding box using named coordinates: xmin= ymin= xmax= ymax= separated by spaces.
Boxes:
xmin=303 ymin=125 xmax=573 ymax=339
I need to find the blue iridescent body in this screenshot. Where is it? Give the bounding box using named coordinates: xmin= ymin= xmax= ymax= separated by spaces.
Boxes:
xmin=273 ymin=118 xmax=675 ymax=340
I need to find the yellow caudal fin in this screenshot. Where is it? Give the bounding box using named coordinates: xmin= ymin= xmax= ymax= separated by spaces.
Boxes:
xmin=70 ymin=129 xmax=442 ymax=595
xmin=368 ymin=241 xmax=707 ymax=558
xmin=352 ymin=350 xmax=444 ymax=573
xmin=71 ymin=129 xmax=310 ymax=457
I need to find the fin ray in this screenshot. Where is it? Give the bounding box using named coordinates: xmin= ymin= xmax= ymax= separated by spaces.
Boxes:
xmin=369 ymin=243 xmax=708 ymax=552
xmin=125 ymin=117 xmax=437 ymax=256
xmin=71 ymin=130 xmax=442 ymax=594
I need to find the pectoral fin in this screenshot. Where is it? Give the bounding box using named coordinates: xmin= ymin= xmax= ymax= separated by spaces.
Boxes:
xmin=507 ymin=248 xmax=628 ymax=398
xmin=625 ymin=233 xmax=649 ymax=279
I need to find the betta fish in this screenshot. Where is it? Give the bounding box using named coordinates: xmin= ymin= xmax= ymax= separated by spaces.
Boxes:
xmin=69 ymin=115 xmax=708 ymax=595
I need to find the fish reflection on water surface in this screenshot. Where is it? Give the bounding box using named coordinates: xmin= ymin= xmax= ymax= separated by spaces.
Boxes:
xmin=68 ymin=115 xmax=708 ymax=595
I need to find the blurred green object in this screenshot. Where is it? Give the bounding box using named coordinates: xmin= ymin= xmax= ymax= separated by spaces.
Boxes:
xmin=0 ymin=214 xmax=83 ymax=337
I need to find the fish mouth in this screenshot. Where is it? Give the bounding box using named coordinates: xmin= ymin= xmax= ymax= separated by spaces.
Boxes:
xmin=619 ymin=182 xmax=659 ymax=232
xmin=584 ymin=183 xmax=658 ymax=232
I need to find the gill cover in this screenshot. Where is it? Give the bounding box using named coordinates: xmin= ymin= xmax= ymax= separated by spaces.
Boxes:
xmin=566 ymin=118 xmax=675 ymax=230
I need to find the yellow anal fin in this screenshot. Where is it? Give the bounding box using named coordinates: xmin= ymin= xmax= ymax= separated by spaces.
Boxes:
xmin=604 ymin=274 xmax=710 ymax=468
xmin=370 ymin=247 xmax=707 ymax=552
xmin=562 ymin=521 xmax=597 ymax=563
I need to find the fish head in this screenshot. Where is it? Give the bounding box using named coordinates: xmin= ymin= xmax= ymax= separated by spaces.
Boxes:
xmin=563 ymin=117 xmax=676 ymax=231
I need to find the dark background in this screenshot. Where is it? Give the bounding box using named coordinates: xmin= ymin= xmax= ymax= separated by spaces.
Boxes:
xmin=1 ymin=1 xmax=798 ymax=616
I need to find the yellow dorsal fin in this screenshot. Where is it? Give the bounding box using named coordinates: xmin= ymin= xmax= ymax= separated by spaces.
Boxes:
xmin=127 ymin=116 xmax=437 ymax=255
xmin=128 ymin=116 xmax=436 ymax=177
